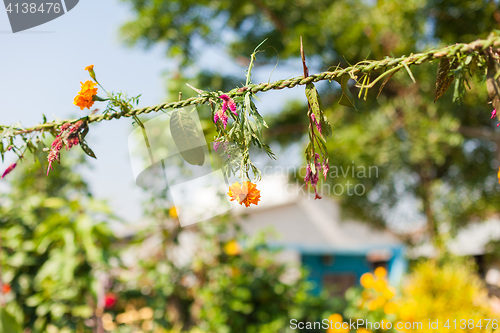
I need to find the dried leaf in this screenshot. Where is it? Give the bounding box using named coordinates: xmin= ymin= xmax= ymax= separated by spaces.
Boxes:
xmin=434 ymin=58 xmax=455 ymax=102
xmin=377 ymin=69 xmax=399 ymax=99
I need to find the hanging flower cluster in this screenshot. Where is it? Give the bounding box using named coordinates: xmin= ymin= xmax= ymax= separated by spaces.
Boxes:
xmin=304 ymin=153 xmax=329 ymax=200
xmin=47 ymin=120 xmax=86 ymax=175
xmin=214 ymin=94 xmax=238 ymax=129
xmin=227 ymin=181 xmax=261 ymax=207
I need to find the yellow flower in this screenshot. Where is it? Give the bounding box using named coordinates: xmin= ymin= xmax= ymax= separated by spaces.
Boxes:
xmin=498 ymin=167 xmax=500 ymax=184
xmin=360 ymin=273 xmax=375 ymax=289
xmin=227 ymin=181 xmax=261 ymax=207
xmin=224 ymin=240 xmax=241 ymax=256
xmin=374 ymin=278 xmax=388 ymax=292
xmin=398 ymin=304 xmax=414 ymax=321
xmin=379 ymin=320 xmax=391 ymax=330
xmin=328 ymin=313 xmax=343 ymax=323
xmin=356 ymin=329 xmax=372 ymax=333
xmin=74 ymin=80 xmax=98 ymax=110
xmin=367 ymin=300 xmax=378 ymax=311
xmin=383 ymin=286 xmax=396 ymax=299
xmin=395 ymin=321 xmax=407 ymax=333
xmin=383 ymin=301 xmax=397 ymax=314
xmin=375 ymin=296 xmax=386 ymax=307
xmin=374 ymin=266 xmax=387 ymax=279
xmin=169 ymin=206 xmax=178 ymax=218
xmin=327 ymin=314 xmax=349 ymax=333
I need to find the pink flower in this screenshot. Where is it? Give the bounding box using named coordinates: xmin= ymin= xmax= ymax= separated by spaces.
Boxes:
xmin=46 ymin=122 xmax=85 ymax=175
xmin=220 ymin=95 xmax=237 ymax=116
xmin=322 ymin=162 xmax=329 ymax=180
xmin=214 ymin=108 xmax=229 ymax=128
xmin=311 ymin=113 xmax=322 ymax=134
xmin=47 ymin=138 xmax=63 ymax=175
xmin=1 ymin=163 xmax=17 ymax=179
xmin=66 ymin=136 xmax=80 ymax=149
xmin=492 ymin=109 xmax=497 ymax=119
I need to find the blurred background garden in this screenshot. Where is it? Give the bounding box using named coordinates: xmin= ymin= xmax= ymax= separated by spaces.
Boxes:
xmin=2 ymin=0 xmax=500 ymax=332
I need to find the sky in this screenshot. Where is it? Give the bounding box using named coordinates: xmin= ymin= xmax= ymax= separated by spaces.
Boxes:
xmin=0 ymin=0 xmax=305 ymax=223
xmin=0 ymin=1 xmax=176 ymax=221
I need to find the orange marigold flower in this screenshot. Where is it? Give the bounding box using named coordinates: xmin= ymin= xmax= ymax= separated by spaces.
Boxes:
xmin=497 ymin=167 xmax=500 ymax=184
xmin=227 ymin=181 xmax=261 ymax=207
xmin=74 ymin=80 xmax=98 ymax=110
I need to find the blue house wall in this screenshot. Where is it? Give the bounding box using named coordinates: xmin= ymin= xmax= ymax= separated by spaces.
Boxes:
xmin=301 ymin=246 xmax=407 ymax=295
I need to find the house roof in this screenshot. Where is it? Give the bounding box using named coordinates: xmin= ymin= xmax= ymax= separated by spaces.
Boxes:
xmin=409 ymin=219 xmax=500 ymax=257
xmin=237 ymin=175 xmax=403 ymax=255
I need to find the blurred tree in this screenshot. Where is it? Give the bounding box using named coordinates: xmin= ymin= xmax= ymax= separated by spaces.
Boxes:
xmin=0 ymin=152 xmax=119 ymax=332
xmin=120 ymin=0 xmax=500 ymax=247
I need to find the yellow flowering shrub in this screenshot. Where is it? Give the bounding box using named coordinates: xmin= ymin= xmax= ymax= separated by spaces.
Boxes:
xmin=396 ymin=259 xmax=497 ymax=333
xmin=341 ymin=260 xmax=498 ymax=333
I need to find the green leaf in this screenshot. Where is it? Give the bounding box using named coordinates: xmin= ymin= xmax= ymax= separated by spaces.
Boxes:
xmin=434 ymin=58 xmax=455 ymax=102
xmin=320 ymin=116 xmax=332 ymax=138
xmin=79 ymin=123 xmax=89 ymax=142
xmin=333 ymin=74 xmax=357 ymax=110
xmin=80 ymin=141 xmax=97 ymax=159
xmin=0 ymin=308 xmax=21 ymax=333
xmin=305 ymin=83 xmax=322 ymax=121
xmin=170 ymin=108 xmax=205 ymax=166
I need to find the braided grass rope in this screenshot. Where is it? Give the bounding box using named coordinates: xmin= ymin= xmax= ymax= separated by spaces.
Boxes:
xmin=3 ymin=34 xmax=500 ymax=140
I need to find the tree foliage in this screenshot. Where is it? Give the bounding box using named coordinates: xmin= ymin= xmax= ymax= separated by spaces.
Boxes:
xmin=121 ymin=0 xmax=500 ymax=245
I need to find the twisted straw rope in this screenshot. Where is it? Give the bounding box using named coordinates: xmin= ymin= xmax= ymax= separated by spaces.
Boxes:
xmin=3 ymin=34 xmax=500 ymax=139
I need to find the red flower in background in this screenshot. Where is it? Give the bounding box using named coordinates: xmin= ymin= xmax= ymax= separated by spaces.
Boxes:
xmin=2 ymin=284 xmax=11 ymax=294
xmin=104 ymin=293 xmax=117 ymax=309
